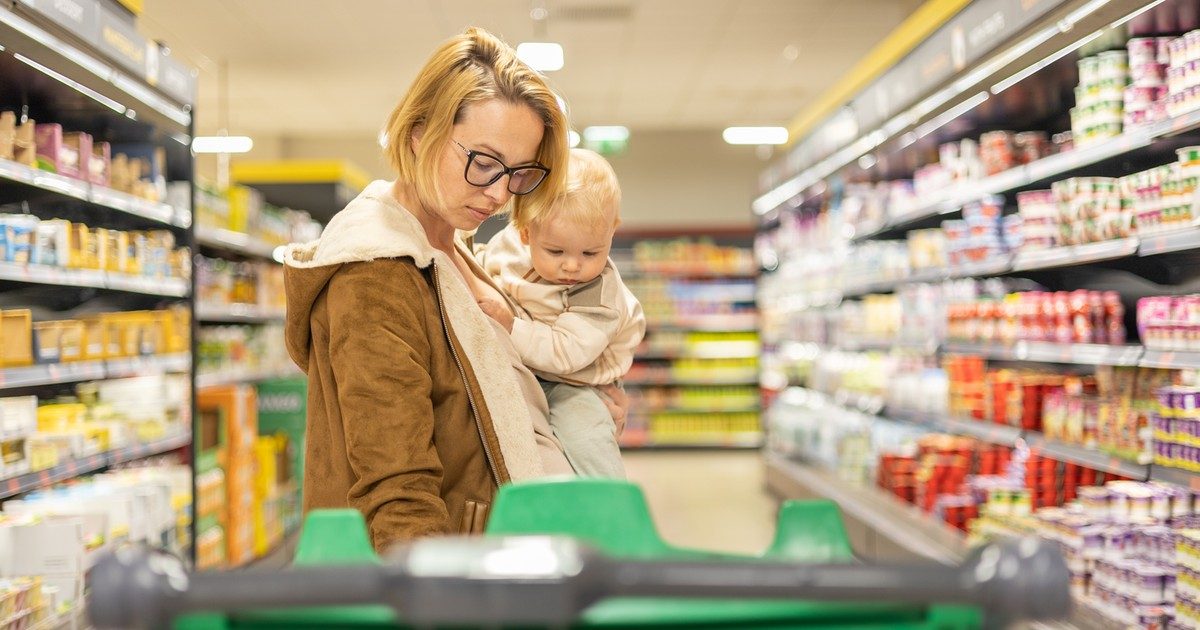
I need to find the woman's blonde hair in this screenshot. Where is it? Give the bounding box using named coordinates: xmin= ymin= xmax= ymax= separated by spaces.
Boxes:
xmin=527 ymin=148 xmax=621 ymax=231
xmin=383 ymin=27 xmax=569 ymax=227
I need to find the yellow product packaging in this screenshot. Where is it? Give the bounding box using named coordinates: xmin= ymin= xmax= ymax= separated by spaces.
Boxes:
xmin=57 ymin=320 xmax=85 ymax=362
xmin=25 ymin=436 xmax=60 ymax=467
xmin=107 ymin=230 xmax=129 ymax=273
xmin=0 ymin=309 xmax=32 ymax=367
xmin=79 ymin=317 xmax=108 ymax=360
xmin=91 ymin=227 xmax=109 ymax=272
xmin=31 ymin=321 xmax=61 ymax=364
xmin=69 ymin=223 xmax=96 ymax=269
xmin=36 ymin=403 xmax=86 ymax=431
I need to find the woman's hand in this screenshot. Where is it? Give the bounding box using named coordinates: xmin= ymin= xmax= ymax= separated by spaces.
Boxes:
xmin=477 ymin=298 xmax=514 ymax=332
xmin=596 ymin=383 xmax=630 ymax=436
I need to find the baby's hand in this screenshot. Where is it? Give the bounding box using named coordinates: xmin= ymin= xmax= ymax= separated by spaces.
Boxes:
xmin=477 ymin=298 xmax=514 ymax=332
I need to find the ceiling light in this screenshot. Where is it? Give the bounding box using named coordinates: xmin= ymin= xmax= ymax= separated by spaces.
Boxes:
xmin=583 ymin=126 xmax=630 ymax=143
xmin=192 ymin=136 xmax=254 ymax=154
xmin=516 ymin=42 xmax=564 ymax=72
xmin=568 ymin=130 xmax=581 ymax=148
xmin=723 ymin=127 xmax=788 ymax=145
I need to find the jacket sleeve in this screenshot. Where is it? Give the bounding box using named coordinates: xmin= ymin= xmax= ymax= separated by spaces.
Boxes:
xmin=325 ymin=261 xmax=449 ymax=548
xmin=509 ymin=304 xmax=620 ymax=376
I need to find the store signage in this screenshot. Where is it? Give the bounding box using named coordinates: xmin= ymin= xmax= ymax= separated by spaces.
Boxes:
xmin=96 ymin=4 xmax=145 ymax=75
xmin=771 ymin=0 xmax=1071 ymax=194
xmin=20 ymin=0 xmax=99 ymax=43
xmin=15 ymin=0 xmax=197 ymax=107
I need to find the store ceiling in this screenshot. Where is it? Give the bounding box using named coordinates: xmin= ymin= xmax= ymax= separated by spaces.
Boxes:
xmin=140 ymin=0 xmax=924 ymax=139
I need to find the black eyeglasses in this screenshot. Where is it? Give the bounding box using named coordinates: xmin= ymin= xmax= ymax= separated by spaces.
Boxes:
xmin=452 ymin=140 xmax=550 ymax=195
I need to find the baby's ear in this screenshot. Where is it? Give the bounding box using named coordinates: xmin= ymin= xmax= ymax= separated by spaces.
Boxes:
xmin=519 ymin=227 xmax=530 ymax=245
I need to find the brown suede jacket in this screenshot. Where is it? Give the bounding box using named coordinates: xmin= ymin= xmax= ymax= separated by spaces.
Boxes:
xmin=283 ymin=181 xmax=553 ymax=551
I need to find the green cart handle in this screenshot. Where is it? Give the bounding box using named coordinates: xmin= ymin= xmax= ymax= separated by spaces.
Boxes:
xmin=88 ymin=536 xmax=1069 ymax=630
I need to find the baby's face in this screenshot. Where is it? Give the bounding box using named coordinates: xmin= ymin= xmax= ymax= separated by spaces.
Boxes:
xmin=522 ymin=216 xmax=615 ymax=286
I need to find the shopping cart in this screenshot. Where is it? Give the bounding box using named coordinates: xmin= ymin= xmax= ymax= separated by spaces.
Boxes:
xmin=88 ymin=479 xmax=1070 ymax=630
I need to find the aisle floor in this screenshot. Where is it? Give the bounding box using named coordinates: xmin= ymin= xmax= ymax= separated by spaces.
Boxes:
xmin=623 ymin=450 xmax=778 ymax=555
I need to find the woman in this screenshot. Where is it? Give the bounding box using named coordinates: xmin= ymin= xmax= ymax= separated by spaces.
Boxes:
xmin=282 ymin=27 xmax=627 ymax=551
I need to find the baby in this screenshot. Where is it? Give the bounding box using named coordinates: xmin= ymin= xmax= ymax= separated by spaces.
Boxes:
xmin=477 ymin=148 xmax=645 ymax=478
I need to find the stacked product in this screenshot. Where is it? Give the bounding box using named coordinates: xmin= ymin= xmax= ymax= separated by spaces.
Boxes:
xmin=979 ymin=131 xmax=1053 ymax=176
xmin=189 ymin=182 xmax=322 ymax=249
xmin=945 ymin=290 xmax=1126 ymax=345
xmin=255 ymin=378 xmax=307 ymax=537
xmin=0 ymin=113 xmax=166 ymax=202
xmin=626 ymin=276 xmax=757 ymax=327
xmin=0 ymin=463 xmax=191 ymax=614
xmin=1125 ymin=37 xmax=1171 ymax=128
xmin=1124 ymin=153 xmax=1197 ymax=235
xmin=197 ymin=385 xmax=259 ymax=568
xmin=876 ymin=435 xmax=1011 ymax=530
xmin=1072 ymin=51 xmax=1128 ymax=146
xmin=629 ymin=238 xmax=756 ymax=276
xmin=942 ymin=196 xmax=1021 ymax=265
xmin=971 ymin=476 xmax=1193 ymax=628
xmin=1016 ymin=190 xmax=1060 ymax=251
xmin=196 ymin=257 xmax=287 ymax=313
xmin=1167 ymin=30 xmax=1200 ymax=118
xmin=196 ymin=324 xmax=292 ymax=379
xmin=841 ymin=240 xmax=908 ymax=286
xmin=1139 ymin=295 xmax=1200 ymax=350
xmin=1151 ymin=385 xmax=1200 ymax=473
xmin=1052 ymin=177 xmax=1133 ymax=246
xmin=0 ymin=215 xmax=189 ymax=280
xmin=0 ymin=306 xmax=191 ymax=368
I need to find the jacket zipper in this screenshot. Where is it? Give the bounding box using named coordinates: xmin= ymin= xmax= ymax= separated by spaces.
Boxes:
xmin=431 ymin=264 xmax=502 ymax=486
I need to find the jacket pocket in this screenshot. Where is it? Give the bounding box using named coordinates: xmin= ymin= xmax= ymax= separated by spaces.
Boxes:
xmin=460 ymin=500 xmax=491 ymax=534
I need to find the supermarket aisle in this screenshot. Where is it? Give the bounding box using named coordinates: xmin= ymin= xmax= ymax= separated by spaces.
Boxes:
xmin=623 ymin=450 xmax=777 ymax=555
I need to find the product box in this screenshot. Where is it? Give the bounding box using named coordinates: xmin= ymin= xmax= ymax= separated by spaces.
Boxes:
xmin=0 ymin=310 xmax=32 ymax=368
xmin=61 ymin=132 xmax=91 ymax=181
xmin=256 ymin=377 xmax=307 ymax=486
xmin=32 ymin=220 xmax=70 ymax=267
xmin=89 ymin=141 xmax=110 ymax=187
xmin=31 ymin=322 xmax=61 ymax=364
xmin=110 ymin=143 xmax=166 ymax=201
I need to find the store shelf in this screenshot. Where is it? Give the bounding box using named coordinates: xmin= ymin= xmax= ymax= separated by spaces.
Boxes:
xmin=0 ymin=159 xmax=189 ymax=228
xmin=646 ymin=314 xmax=758 ymax=332
xmin=1012 ymin=238 xmax=1141 ymax=272
xmin=1025 ymin=433 xmax=1150 ymax=480
xmin=620 ymin=432 xmax=763 ymax=449
xmin=887 ymin=407 xmax=1023 ymax=447
xmin=764 ymin=452 xmax=967 ymax=565
xmin=636 ymin=406 xmax=761 ymax=415
xmin=196 ymin=303 xmax=287 ymax=324
xmin=197 ymin=366 xmax=302 ymax=389
xmin=620 ymin=267 xmax=758 ymax=280
xmin=624 ymin=375 xmax=760 ymax=387
xmin=1146 ymin=464 xmax=1200 ymax=490
xmin=195 ymin=226 xmax=281 ymax=260
xmin=636 ymin=341 xmax=761 ymax=360
xmin=0 ymin=353 xmax=189 ymax=391
xmin=1140 ymin=348 xmax=1200 ymax=370
xmin=0 ymin=431 xmax=191 ymax=501
xmin=1137 ymin=227 xmax=1200 ymax=256
xmin=943 ymin=341 xmax=1144 ymax=367
xmin=0 ymin=262 xmax=189 ymax=297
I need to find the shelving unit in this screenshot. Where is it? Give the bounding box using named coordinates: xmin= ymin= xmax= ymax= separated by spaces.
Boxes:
xmin=755 ymin=2 xmax=1200 ymax=625
xmin=0 ymin=2 xmax=202 ymax=604
xmin=616 ymin=233 xmax=761 ymax=450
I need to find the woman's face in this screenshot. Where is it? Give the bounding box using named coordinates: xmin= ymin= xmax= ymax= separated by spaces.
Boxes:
xmin=422 ymin=99 xmax=545 ymax=231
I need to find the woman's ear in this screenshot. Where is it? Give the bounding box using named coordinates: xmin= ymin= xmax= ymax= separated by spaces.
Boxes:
xmin=519 ymin=227 xmax=531 ymax=245
xmin=410 ymin=123 xmax=425 ymax=153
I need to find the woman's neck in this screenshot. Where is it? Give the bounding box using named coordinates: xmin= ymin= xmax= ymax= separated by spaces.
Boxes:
xmin=391 ymin=181 xmax=456 ymax=255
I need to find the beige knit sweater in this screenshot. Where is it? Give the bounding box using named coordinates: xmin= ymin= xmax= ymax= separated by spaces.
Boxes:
xmin=478 ymin=225 xmax=645 ymax=386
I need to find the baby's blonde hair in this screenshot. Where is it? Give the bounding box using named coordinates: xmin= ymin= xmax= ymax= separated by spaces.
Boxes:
xmin=521 ymin=148 xmax=621 ymax=232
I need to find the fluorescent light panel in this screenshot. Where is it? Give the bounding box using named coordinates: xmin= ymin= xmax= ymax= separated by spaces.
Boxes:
xmin=192 ymin=136 xmax=254 ymax=154
xmin=516 ymin=42 xmax=564 ymax=72
xmin=991 ymin=30 xmax=1104 ymax=94
xmin=723 ymin=127 xmax=788 ymax=145
xmin=13 ymin=54 xmax=125 ymax=114
xmin=914 ymin=91 xmax=989 ymax=140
